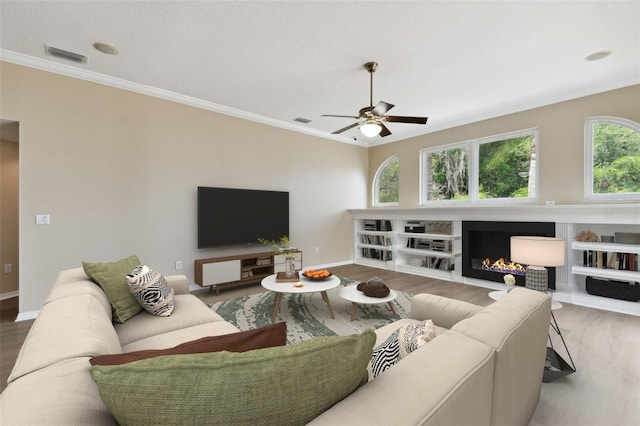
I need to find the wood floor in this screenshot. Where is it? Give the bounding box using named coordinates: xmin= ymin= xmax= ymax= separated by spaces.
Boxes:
xmin=1 ymin=264 xmax=639 ymax=425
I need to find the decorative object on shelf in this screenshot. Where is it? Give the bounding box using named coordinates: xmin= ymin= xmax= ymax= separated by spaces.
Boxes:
xmin=357 ymin=276 xmax=391 ymax=298
xmin=258 ymin=236 xmax=297 ymax=278
xmin=614 ymin=232 xmax=640 ymax=245
xmin=575 ymin=230 xmax=599 ymax=242
xmin=503 ymin=274 xmax=516 ymax=286
xmin=510 ymin=236 xmax=565 ymax=292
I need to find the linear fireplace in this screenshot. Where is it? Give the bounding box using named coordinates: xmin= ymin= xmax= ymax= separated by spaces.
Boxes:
xmin=462 ymin=221 xmax=557 ymax=289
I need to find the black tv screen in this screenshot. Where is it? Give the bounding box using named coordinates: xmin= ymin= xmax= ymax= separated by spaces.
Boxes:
xmin=197 ymin=186 xmax=289 ymax=248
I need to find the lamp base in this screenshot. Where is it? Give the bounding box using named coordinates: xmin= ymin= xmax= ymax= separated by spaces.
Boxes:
xmin=525 ymin=265 xmax=548 ymax=292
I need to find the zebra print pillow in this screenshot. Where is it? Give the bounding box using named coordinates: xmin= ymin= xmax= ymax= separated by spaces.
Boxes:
xmin=367 ymin=319 xmax=436 ymax=380
xmin=126 ymin=265 xmax=175 ymax=317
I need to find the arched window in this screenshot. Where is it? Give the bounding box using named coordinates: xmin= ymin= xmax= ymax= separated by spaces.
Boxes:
xmin=373 ymin=155 xmax=399 ymax=206
xmin=585 ymin=117 xmax=640 ymax=200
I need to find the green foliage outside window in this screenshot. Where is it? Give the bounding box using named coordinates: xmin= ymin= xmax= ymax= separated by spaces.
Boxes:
xmin=378 ymin=157 xmax=399 ymax=203
xmin=478 ymin=136 xmax=534 ymax=199
xmin=426 ymin=131 xmax=536 ymax=202
xmin=592 ymin=123 xmax=640 ymax=194
xmin=428 ymin=148 xmax=469 ymax=200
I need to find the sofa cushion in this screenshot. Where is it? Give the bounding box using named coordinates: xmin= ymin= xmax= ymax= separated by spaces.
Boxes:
xmin=121 ymin=321 xmax=240 ymax=352
xmin=114 ymin=294 xmax=226 ymax=346
xmin=125 ymin=265 xmax=175 ymax=316
xmin=308 ymin=331 xmax=495 ymax=426
xmin=1 ymin=357 xmax=115 ymax=425
xmin=82 ymin=254 xmax=143 ymax=323
xmin=451 ymin=287 xmax=551 ymax=426
xmin=8 ymin=293 xmax=122 ymax=383
xmin=44 ymin=268 xmax=113 ymax=319
xmin=90 ymin=322 xmax=287 ymax=366
xmin=91 ymin=330 xmax=376 ymax=426
xmin=368 ymin=319 xmax=436 ymax=379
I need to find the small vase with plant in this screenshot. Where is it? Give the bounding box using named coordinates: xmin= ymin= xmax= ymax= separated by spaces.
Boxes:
xmin=258 ymin=236 xmax=298 ymax=278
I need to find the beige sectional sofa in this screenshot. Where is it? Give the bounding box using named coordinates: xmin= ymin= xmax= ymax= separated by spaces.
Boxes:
xmin=1 ymin=267 xmax=551 ymax=425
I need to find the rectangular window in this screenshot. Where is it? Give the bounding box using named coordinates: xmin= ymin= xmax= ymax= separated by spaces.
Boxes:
xmin=421 ymin=129 xmax=538 ymax=204
xmin=423 ymin=145 xmax=469 ymax=201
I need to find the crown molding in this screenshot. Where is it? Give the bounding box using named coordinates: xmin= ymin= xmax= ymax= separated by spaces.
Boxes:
xmin=3 ymin=49 xmax=638 ymax=149
xmin=0 ymin=49 xmax=360 ymax=146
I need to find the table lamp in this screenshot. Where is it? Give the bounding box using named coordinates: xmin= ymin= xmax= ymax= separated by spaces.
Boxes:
xmin=510 ymin=236 xmax=565 ymax=292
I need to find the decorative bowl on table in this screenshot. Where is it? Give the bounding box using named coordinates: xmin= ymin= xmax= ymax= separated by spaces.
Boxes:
xmin=301 ymin=269 xmax=332 ymax=281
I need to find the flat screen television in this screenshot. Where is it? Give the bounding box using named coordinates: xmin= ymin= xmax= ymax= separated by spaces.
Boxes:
xmin=197 ymin=186 xmax=289 ymax=248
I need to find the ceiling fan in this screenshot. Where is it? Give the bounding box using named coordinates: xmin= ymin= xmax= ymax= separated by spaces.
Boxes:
xmin=322 ymin=61 xmax=428 ymax=138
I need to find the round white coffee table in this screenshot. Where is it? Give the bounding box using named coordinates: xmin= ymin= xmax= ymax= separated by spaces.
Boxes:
xmin=261 ymin=274 xmax=341 ymax=323
xmin=338 ymin=285 xmax=398 ymax=321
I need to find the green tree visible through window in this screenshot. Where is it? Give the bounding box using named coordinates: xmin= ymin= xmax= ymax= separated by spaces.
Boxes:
xmin=428 ymin=148 xmax=469 ymax=200
xmin=478 ymin=135 xmax=535 ymax=199
xmin=592 ymin=123 xmax=640 ymax=194
xmin=377 ymin=157 xmax=399 ymax=203
xmin=423 ymin=129 xmax=537 ymax=203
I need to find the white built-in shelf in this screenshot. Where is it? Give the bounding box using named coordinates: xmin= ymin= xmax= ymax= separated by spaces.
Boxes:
xmin=357 ymin=243 xmax=393 ymax=250
xmin=397 ymin=247 xmax=454 ymax=258
xmin=396 ymin=232 xmax=454 ymax=240
xmin=571 ymin=241 xmax=640 ymax=255
xmin=571 ymin=266 xmax=639 ymax=282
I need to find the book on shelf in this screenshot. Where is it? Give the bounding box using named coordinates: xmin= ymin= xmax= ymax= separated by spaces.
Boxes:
xmin=361 ymin=248 xmax=392 ymax=261
xmin=583 ymin=250 xmax=639 ymax=272
xmin=361 ymin=234 xmax=392 ymax=246
xmin=363 ymin=219 xmax=393 ymax=232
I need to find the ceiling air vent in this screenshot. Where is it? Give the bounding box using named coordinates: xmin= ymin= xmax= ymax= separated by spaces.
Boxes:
xmin=44 ymin=45 xmax=87 ymax=64
xmin=294 ymin=117 xmax=312 ymax=124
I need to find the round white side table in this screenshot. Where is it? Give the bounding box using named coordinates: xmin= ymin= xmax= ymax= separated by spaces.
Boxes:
xmin=338 ymin=285 xmax=398 ymax=321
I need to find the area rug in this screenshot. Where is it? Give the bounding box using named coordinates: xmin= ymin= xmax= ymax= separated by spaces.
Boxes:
xmin=210 ymin=277 xmax=412 ymax=343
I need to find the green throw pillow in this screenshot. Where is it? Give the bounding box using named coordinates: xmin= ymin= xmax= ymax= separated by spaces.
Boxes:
xmin=91 ymin=330 xmax=376 ymax=426
xmin=82 ymin=255 xmax=142 ymax=323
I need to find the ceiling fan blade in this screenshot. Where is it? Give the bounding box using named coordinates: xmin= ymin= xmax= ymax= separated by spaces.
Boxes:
xmin=332 ymin=122 xmax=361 ymax=135
xmin=379 ymin=122 xmax=392 ymax=137
xmin=385 ymin=115 xmax=429 ymax=125
xmin=372 ymin=101 xmax=395 ymax=116
xmin=322 ymin=114 xmax=361 ymax=119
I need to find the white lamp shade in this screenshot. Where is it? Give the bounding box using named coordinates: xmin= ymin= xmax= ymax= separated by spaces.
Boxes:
xmin=360 ymin=122 xmax=382 ymax=137
xmin=510 ymin=236 xmax=565 ymax=267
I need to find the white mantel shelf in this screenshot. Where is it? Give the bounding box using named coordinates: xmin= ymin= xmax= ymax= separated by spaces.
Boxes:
xmin=350 ymin=203 xmax=640 ymax=224
xmin=350 ymin=203 xmax=640 ymax=316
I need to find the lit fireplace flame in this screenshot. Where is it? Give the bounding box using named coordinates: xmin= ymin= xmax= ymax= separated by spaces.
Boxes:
xmin=481 ymin=257 xmax=526 ymax=275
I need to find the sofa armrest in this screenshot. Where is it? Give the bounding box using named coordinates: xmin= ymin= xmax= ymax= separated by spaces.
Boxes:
xmin=165 ymin=275 xmax=190 ymax=295
xmin=411 ymin=293 xmax=483 ymax=329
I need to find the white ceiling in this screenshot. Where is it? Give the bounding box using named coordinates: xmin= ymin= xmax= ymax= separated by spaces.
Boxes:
xmin=1 ymin=1 xmax=639 ymax=147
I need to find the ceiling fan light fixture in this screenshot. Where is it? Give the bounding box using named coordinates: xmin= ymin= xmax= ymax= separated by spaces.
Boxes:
xmin=360 ymin=122 xmax=382 ymax=138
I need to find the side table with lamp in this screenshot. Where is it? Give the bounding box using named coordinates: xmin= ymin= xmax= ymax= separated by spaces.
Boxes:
xmin=510 ymin=236 xmax=576 ymax=382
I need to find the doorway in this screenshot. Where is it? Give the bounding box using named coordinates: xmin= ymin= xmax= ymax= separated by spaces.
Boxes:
xmin=0 ymin=119 xmax=19 ymax=311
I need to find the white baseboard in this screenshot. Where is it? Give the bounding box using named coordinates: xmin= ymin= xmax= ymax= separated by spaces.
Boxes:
xmin=16 ymin=310 xmax=39 ymax=322
xmin=0 ymin=290 xmax=19 ymax=301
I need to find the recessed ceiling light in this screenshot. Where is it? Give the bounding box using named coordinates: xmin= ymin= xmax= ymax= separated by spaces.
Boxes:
xmin=93 ymin=42 xmax=119 ymax=55
xmin=585 ymin=50 xmax=612 ymax=62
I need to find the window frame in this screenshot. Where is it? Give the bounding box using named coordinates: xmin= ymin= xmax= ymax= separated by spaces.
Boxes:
xmin=584 ymin=116 xmax=640 ymax=201
xmin=373 ymin=155 xmax=399 ymax=206
xmin=420 ymin=128 xmax=539 ymax=205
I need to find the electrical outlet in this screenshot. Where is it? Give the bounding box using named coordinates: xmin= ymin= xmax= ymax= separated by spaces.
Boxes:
xmin=4 ymin=264 xmax=11 ymax=273
xmin=314 ymin=246 xmax=319 ymax=254
xmin=35 ymin=214 xmax=50 ymax=225
xmin=175 ymin=260 xmax=182 ymax=270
